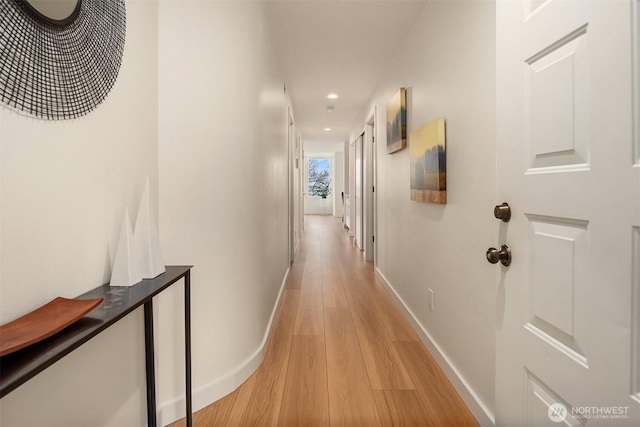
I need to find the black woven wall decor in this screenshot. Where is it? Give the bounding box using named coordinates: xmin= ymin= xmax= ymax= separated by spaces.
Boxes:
xmin=0 ymin=0 xmax=126 ymax=120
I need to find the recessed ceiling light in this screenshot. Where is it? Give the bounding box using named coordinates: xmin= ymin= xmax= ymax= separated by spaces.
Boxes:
xmin=326 ymin=106 xmax=334 ymax=113
xmin=324 ymin=128 xmax=331 ymax=131
xmin=327 ymin=93 xmax=338 ymax=99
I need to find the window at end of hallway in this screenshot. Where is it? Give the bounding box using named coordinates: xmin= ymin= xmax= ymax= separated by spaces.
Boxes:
xmin=308 ymin=158 xmax=331 ymax=199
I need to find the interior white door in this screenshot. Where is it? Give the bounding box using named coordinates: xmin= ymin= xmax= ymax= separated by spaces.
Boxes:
xmin=496 ymin=0 xmax=640 ymax=426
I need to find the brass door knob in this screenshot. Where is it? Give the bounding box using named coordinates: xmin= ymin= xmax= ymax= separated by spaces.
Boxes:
xmin=486 ymin=245 xmax=512 ymax=266
xmin=494 ymin=202 xmax=511 ymax=222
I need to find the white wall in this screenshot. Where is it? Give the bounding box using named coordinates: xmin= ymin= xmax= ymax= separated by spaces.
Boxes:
xmin=361 ymin=0 xmax=497 ymax=423
xmin=304 ymin=196 xmax=333 ymax=215
xmin=158 ymin=1 xmax=290 ymax=423
xmin=0 ymin=1 xmax=159 ymax=425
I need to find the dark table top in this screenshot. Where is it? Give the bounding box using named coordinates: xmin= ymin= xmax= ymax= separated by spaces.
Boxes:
xmin=0 ymin=265 xmax=192 ymax=398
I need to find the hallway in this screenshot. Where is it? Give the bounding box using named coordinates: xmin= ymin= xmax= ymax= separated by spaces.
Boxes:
xmin=173 ymin=215 xmax=477 ymax=426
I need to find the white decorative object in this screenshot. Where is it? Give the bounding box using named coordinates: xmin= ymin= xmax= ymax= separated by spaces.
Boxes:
xmin=133 ymin=178 xmax=166 ymax=279
xmin=110 ymin=209 xmax=143 ymax=287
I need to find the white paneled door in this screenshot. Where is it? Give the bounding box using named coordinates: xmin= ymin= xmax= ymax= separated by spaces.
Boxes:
xmin=496 ymin=0 xmax=640 ymax=425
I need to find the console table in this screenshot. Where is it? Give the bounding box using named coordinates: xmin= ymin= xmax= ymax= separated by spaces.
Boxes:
xmin=0 ymin=265 xmax=193 ymax=427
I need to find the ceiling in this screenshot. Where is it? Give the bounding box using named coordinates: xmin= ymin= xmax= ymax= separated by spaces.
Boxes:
xmin=266 ymin=0 xmax=428 ymax=150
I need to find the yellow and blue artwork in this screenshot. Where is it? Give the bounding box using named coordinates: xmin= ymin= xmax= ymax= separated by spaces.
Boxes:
xmin=386 ymin=88 xmax=407 ymax=154
xmin=409 ymin=118 xmax=446 ymax=204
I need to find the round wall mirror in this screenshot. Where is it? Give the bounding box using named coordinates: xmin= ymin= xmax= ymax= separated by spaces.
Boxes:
xmin=21 ymin=0 xmax=81 ymax=25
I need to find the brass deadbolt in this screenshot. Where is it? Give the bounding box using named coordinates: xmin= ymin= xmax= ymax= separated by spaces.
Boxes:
xmin=494 ymin=202 xmax=511 ymax=222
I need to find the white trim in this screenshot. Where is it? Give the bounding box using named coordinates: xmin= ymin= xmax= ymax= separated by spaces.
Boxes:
xmin=364 ymin=108 xmax=376 ymax=262
xmin=158 ymin=268 xmax=291 ymax=426
xmin=374 ymin=267 xmax=496 ymax=427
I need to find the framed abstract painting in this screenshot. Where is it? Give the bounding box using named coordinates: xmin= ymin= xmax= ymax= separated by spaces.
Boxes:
xmin=410 ymin=118 xmax=447 ymax=204
xmin=386 ymin=88 xmax=407 ymax=154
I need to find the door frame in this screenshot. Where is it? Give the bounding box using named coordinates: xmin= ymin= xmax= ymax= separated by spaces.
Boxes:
xmin=355 ymin=133 xmax=364 ymax=250
xmin=364 ymin=108 xmax=377 ymax=262
xmin=348 ymin=138 xmax=356 ymax=237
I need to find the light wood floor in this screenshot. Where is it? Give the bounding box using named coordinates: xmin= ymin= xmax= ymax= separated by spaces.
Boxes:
xmin=171 ymin=215 xmax=478 ymax=426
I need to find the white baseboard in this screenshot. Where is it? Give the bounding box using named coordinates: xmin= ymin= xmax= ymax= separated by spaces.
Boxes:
xmin=374 ymin=267 xmax=496 ymax=427
xmin=158 ymin=267 xmax=290 ymax=426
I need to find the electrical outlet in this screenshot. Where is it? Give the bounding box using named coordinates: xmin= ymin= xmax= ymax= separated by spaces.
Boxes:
xmin=428 ymin=288 xmax=434 ymax=312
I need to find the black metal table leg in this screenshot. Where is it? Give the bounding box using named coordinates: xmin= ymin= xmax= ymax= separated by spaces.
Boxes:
xmin=185 ymin=271 xmax=192 ymax=427
xmin=144 ymin=300 xmax=157 ymax=426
